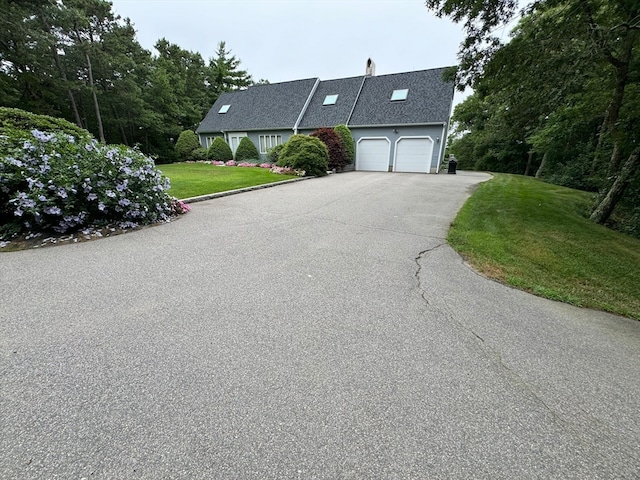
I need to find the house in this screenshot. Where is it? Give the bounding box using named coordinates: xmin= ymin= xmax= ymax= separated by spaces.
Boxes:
xmin=196 ymin=59 xmax=455 ymax=173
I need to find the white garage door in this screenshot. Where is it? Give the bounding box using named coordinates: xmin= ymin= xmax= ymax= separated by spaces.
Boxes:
xmin=394 ymin=137 xmax=434 ymax=173
xmin=356 ymin=138 xmax=390 ymax=172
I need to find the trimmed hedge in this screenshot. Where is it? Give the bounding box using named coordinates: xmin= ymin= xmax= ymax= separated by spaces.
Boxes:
xmin=334 ymin=124 xmax=355 ymax=165
xmin=190 ymin=147 xmax=208 ymax=160
xmin=175 ymin=130 xmax=200 ymax=161
xmin=207 ymin=137 xmax=233 ymax=161
xmin=311 ymin=127 xmax=347 ymax=171
xmin=267 ymin=144 xmax=285 ymax=164
xmin=234 ymin=136 xmax=260 ymax=162
xmin=276 ymin=134 xmax=328 ymax=177
xmin=0 ymin=106 xmax=93 ymax=141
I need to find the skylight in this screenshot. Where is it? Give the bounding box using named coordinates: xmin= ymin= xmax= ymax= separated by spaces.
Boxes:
xmin=323 ymin=94 xmax=339 ymax=105
xmin=390 ymin=89 xmax=409 ymax=101
xmin=218 ymin=104 xmax=231 ymax=114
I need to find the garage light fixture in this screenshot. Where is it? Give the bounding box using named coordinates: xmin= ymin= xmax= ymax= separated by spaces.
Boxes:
xmin=390 ymin=89 xmax=408 ymax=101
xmin=218 ymin=104 xmax=231 ymax=114
xmin=323 ymin=94 xmax=339 ymax=105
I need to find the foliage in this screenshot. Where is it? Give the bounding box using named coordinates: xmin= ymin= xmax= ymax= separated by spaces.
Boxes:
xmin=448 ymin=174 xmax=640 ymax=320
xmin=0 ymin=128 xmax=176 ymax=240
xmin=267 ymin=144 xmax=285 ymax=164
xmin=234 ymin=136 xmax=259 ymax=162
xmin=442 ymin=0 xmax=640 ymax=230
xmin=207 ymin=137 xmax=233 ymax=161
xmin=206 ymin=41 xmax=253 ymax=103
xmin=334 ymin=124 xmax=355 ymax=164
xmin=0 ymin=107 xmax=93 ymax=142
xmin=0 ymin=0 xmax=262 ymax=162
xmin=174 ymin=130 xmax=201 ymax=161
xmin=276 ymin=135 xmax=329 ymax=177
xmin=158 ymin=162 xmax=298 ymax=199
xmin=310 ymin=127 xmax=347 ymax=171
xmin=190 ymin=147 xmax=208 ymax=161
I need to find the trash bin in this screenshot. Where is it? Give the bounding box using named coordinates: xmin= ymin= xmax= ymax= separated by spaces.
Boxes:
xmin=447 ymin=158 xmax=457 ymax=174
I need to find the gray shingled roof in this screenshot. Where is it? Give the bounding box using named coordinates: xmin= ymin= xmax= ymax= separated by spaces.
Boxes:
xmin=297 ymin=75 xmax=365 ymax=129
xmin=347 ymin=68 xmax=454 ymax=126
xmin=196 ymin=68 xmax=454 ymax=133
xmin=196 ymin=78 xmax=318 ymax=133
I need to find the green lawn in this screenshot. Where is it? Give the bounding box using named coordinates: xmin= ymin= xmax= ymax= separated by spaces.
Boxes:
xmin=448 ymin=174 xmax=640 ymax=320
xmin=158 ymin=163 xmax=298 ymax=199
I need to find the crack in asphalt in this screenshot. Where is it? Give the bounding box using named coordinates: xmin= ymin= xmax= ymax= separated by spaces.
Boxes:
xmin=413 ymin=243 xmax=446 ymax=305
xmin=412 ymin=247 xmax=602 ymax=449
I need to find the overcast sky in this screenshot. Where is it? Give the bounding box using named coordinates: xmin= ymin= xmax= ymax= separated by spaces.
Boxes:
xmin=109 ymin=0 xmax=474 ymax=106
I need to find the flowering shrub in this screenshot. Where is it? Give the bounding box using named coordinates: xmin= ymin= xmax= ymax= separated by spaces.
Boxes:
xmin=236 ymin=162 xmax=257 ymax=167
xmin=0 ymin=129 xmax=180 ymax=240
xmin=171 ymin=198 xmax=192 ymax=215
xmin=269 ymin=166 xmax=305 ymax=176
xmin=225 ymin=160 xmax=236 ymax=166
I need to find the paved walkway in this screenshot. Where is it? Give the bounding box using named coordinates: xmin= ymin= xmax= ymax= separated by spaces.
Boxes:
xmin=1 ymin=171 xmax=639 ymax=478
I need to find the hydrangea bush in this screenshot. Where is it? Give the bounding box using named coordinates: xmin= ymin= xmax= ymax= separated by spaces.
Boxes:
xmin=0 ymin=129 xmax=179 ymax=240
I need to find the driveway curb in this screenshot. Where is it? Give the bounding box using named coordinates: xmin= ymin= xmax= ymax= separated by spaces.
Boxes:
xmin=180 ymin=176 xmax=314 ymax=204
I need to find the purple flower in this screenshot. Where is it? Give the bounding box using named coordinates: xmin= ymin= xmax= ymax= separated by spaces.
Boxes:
xmin=98 ymin=202 xmax=106 ymax=211
xmin=44 ymin=206 xmax=62 ymax=215
xmin=87 ymin=193 xmax=98 ymax=201
xmin=106 ymin=190 xmax=116 ymax=198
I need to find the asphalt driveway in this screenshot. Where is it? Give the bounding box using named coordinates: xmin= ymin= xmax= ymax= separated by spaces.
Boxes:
xmin=1 ymin=171 xmax=639 ymax=479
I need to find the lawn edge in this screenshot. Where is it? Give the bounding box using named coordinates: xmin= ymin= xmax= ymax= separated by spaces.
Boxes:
xmin=180 ymin=176 xmax=315 ymax=204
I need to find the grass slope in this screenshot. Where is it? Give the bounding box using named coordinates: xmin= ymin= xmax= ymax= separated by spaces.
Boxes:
xmin=448 ymin=174 xmax=640 ymax=320
xmin=158 ymin=163 xmax=297 ymax=199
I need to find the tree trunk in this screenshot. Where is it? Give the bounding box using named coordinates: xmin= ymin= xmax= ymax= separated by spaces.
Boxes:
xmin=589 ymin=29 xmax=636 ymax=173
xmin=590 ymin=146 xmax=640 ymax=224
xmin=52 ymin=48 xmax=83 ymax=128
xmin=535 ymin=152 xmax=547 ymax=178
xmin=524 ymin=151 xmax=534 ymax=176
xmin=85 ymin=51 xmax=105 ymax=143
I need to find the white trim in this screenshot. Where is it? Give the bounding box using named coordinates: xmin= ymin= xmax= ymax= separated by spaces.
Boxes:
xmin=356 ymin=136 xmax=391 ymax=172
xmin=436 ymin=125 xmax=447 ymax=173
xmin=347 ymin=122 xmax=447 ymax=128
xmin=293 ymin=78 xmax=320 ymax=134
xmin=392 ymin=136 xmax=434 ymax=173
xmin=346 ymin=76 xmax=367 ymax=126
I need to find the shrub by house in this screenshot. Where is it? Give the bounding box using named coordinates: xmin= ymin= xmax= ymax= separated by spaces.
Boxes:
xmin=234 ymin=137 xmax=259 ymax=162
xmin=310 ymin=127 xmax=347 ymax=171
xmin=276 ymin=134 xmax=329 ymax=177
xmin=334 ymin=124 xmax=355 ymax=165
xmin=174 ymin=130 xmax=201 ymax=161
xmin=207 ymin=137 xmax=233 ymax=161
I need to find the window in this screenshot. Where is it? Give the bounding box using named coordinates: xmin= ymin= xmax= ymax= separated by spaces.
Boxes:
xmin=206 ymin=136 xmax=217 ymax=147
xmin=218 ymin=104 xmax=231 ymax=114
xmin=259 ymin=134 xmax=282 ymax=154
xmin=390 ymin=89 xmax=408 ymax=101
xmin=323 ymin=94 xmax=339 ymax=106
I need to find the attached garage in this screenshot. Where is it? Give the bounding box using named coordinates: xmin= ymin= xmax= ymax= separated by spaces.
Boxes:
xmin=394 ymin=137 xmax=434 ymax=173
xmin=356 ymin=138 xmax=390 ymax=172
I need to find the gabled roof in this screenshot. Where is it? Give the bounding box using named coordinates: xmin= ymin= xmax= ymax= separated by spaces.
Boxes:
xmin=348 ymin=68 xmax=454 ymax=126
xmin=196 ymin=67 xmax=454 ymax=134
xmin=196 ymin=78 xmax=318 ymax=133
xmin=297 ymin=75 xmax=366 ymax=129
